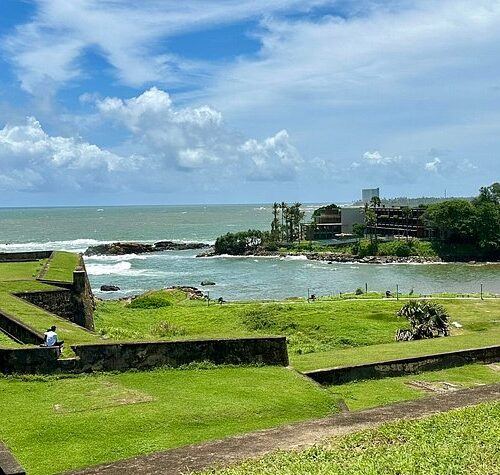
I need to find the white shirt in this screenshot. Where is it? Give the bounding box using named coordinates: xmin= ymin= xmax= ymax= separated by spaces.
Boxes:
xmin=44 ymin=330 xmax=57 ymax=346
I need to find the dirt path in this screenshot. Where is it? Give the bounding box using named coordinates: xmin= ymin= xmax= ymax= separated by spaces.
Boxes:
xmin=67 ymin=383 xmax=500 ymax=475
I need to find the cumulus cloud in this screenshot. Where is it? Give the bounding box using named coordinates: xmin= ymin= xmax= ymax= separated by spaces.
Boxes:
xmin=96 ymin=87 xmax=302 ymax=179
xmin=0 ymin=117 xmax=140 ymax=191
xmin=0 ymin=89 xmax=303 ymax=192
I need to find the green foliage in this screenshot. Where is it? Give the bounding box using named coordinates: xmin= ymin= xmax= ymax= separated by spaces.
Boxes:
xmin=355 ymin=288 xmax=364 ymax=295
xmin=396 ymin=300 xmax=450 ymax=340
xmin=352 ymin=223 xmax=365 ymax=238
xmin=423 ymin=183 xmax=500 ymax=256
xmin=149 ymin=320 xmax=187 ymax=337
xmin=128 ymin=291 xmax=174 ymax=309
xmin=312 ymin=203 xmax=339 ymax=217
xmin=214 ymin=229 xmax=265 ymax=255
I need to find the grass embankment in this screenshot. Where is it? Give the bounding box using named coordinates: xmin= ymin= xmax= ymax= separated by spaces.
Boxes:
xmin=95 ymin=292 xmax=500 ymax=370
xmin=198 ymin=401 xmax=500 ymax=475
xmin=0 ymin=256 xmax=100 ymax=348
xmin=39 ymin=251 xmax=80 ymax=283
xmin=327 ymin=363 xmax=500 ymax=410
xmin=0 ymin=366 xmax=338 ymax=475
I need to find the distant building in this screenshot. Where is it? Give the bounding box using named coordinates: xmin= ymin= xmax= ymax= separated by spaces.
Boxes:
xmin=302 ymin=205 xmax=365 ymax=240
xmin=366 ymin=206 xmax=436 ymax=239
xmin=362 ymin=188 xmax=380 ymax=203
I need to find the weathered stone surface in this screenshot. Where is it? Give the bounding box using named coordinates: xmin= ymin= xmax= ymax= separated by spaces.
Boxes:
xmin=0 ymin=441 xmax=26 ymax=475
xmin=85 ymin=241 xmax=209 ymax=256
xmin=153 ymin=241 xmax=208 ymax=251
xmin=0 ymin=347 xmax=59 ymax=374
xmin=100 ymin=285 xmax=120 ymax=292
xmin=69 ymin=337 xmax=289 ymax=373
xmin=0 ymin=311 xmax=44 ymax=345
xmin=84 ymin=242 xmax=154 ymax=256
xmin=304 ymin=345 xmax=500 ymax=385
xmin=167 ymin=286 xmax=205 ymax=299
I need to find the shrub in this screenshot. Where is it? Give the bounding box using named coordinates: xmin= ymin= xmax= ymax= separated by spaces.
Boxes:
xmin=355 ymin=288 xmax=364 ymax=295
xmin=128 ymin=291 xmax=174 ymax=309
xmin=150 ymin=321 xmax=187 ymax=337
xmin=395 ymin=300 xmax=450 ymax=341
xmin=214 ymin=230 xmax=265 ymax=255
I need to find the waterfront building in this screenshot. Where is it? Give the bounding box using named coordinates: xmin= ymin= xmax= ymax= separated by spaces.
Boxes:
xmin=362 ymin=188 xmax=380 ymax=203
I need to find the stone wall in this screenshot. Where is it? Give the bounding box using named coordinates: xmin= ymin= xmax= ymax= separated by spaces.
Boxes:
xmin=303 ymin=345 xmax=500 ymax=385
xmin=0 ymin=251 xmax=52 ymax=262
xmin=16 ymin=290 xmax=73 ymax=321
xmin=0 ymin=441 xmax=25 ymax=475
xmin=0 ymin=251 xmax=95 ymax=331
xmin=70 ymin=337 xmax=289 ymax=373
xmin=0 ymin=346 xmax=59 ymax=374
xmin=0 ymin=311 xmax=44 ymax=345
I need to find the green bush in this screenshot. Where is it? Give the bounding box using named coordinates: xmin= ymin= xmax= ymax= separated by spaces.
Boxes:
xmin=128 ymin=292 xmax=174 ymax=309
xmin=150 ymin=321 xmax=187 ymax=337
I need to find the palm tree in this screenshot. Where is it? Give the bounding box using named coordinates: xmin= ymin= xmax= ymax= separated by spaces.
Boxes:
xmin=280 ymin=202 xmax=287 ymax=242
xmin=369 ymin=196 xmax=381 ymax=243
xmin=271 ymin=202 xmax=280 ymax=242
xmin=395 ymin=300 xmax=450 ymax=341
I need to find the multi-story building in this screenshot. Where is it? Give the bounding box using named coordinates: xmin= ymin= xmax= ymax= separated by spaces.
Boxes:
xmin=302 ymin=205 xmax=365 ymax=240
xmin=366 ymin=206 xmax=435 ymax=238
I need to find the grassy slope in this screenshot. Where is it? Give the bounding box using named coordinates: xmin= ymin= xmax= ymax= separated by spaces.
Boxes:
xmin=0 ymin=366 xmax=338 ymax=475
xmin=40 ymin=251 xmax=80 ymax=283
xmin=198 ymin=401 xmax=500 ymax=475
xmin=327 ymin=363 xmax=500 ymax=410
xmin=95 ymin=293 xmax=500 ymax=370
xmin=0 ymin=255 xmax=100 ymax=348
xmin=0 ymin=260 xmax=47 ymax=281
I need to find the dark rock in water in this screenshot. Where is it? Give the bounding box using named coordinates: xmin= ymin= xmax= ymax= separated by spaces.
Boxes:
xmin=85 ymin=242 xmax=154 ymax=256
xmin=201 ymin=280 xmax=216 ymax=286
xmin=85 ymin=240 xmax=210 ymax=256
xmin=153 ymin=240 xmax=209 ymax=251
xmin=100 ymin=285 xmax=120 ymax=292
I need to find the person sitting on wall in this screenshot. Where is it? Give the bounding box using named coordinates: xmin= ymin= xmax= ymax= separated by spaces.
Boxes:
xmin=217 ymin=297 xmax=226 ymax=305
xmin=41 ymin=325 xmax=64 ymax=355
xmin=385 ymin=290 xmax=392 ymax=298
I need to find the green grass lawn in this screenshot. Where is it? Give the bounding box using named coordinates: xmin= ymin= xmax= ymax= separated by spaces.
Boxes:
xmin=0 ymin=260 xmax=46 ymax=281
xmin=95 ymin=291 xmax=500 ymax=369
xmin=198 ymin=401 xmax=500 ymax=475
xmin=0 ymin=366 xmax=338 ymax=475
xmin=326 ymin=363 xmax=500 ymax=411
xmin=39 ymin=251 xmax=80 ymax=283
xmin=0 ymin=329 xmax=21 ymax=347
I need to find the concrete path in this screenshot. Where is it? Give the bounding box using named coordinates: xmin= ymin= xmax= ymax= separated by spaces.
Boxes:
xmin=67 ymin=383 xmax=500 ymax=475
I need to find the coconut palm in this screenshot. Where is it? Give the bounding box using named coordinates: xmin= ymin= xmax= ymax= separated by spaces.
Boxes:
xmin=395 ymin=300 xmax=450 ymax=341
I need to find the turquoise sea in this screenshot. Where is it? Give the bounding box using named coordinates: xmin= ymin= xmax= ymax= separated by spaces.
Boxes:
xmin=1 ymin=205 xmax=499 ymax=300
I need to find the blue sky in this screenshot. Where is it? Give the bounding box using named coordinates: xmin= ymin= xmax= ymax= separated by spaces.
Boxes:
xmin=0 ymin=0 xmax=499 ymax=206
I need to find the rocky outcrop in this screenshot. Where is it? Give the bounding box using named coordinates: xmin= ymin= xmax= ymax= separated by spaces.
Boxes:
xmin=100 ymin=285 xmax=120 ymax=292
xmin=85 ymin=241 xmax=210 ymax=256
xmin=306 ymin=253 xmax=443 ymax=264
xmin=167 ymin=286 xmax=205 ymax=300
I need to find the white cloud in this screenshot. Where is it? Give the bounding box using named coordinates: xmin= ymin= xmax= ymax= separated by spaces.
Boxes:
xmin=363 ymin=151 xmax=401 ymax=165
xmin=96 ymin=87 xmax=302 ymax=180
xmin=0 ymin=117 xmax=140 ymax=191
xmin=3 ymin=0 xmax=328 ymax=92
xmin=0 ymin=89 xmax=303 ymax=192
xmin=425 ymin=157 xmax=441 ymax=172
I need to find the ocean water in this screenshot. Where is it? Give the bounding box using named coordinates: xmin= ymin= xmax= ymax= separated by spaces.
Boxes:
xmin=1 ymin=205 xmax=499 ymax=300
